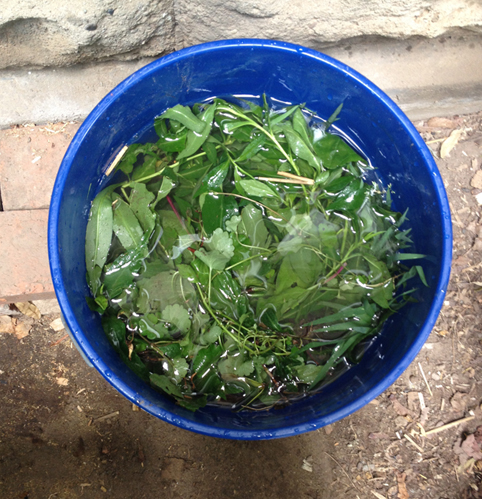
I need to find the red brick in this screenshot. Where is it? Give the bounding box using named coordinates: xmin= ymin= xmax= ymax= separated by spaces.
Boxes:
xmin=0 ymin=209 xmax=55 ymax=303
xmin=0 ymin=122 xmax=80 ymax=211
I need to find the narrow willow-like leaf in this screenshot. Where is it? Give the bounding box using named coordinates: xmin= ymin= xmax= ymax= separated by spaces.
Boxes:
xmin=158 ymin=104 xmax=205 ymax=133
xmin=85 ymin=187 xmax=115 ymax=290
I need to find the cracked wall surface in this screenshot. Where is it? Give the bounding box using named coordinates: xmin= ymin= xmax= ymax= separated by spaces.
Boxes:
xmin=0 ymin=0 xmax=481 ymax=69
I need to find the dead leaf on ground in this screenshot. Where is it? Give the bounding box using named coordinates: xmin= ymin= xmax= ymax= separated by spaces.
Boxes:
xmin=427 ymin=117 xmax=457 ymax=128
xmin=397 ymin=472 xmax=409 ymax=499
xmin=0 ymin=316 xmax=15 ymax=334
xmin=14 ymin=302 xmax=41 ymax=320
xmin=440 ymin=129 xmax=463 ymax=158
xmin=407 ymin=392 xmax=421 ymax=413
xmin=390 ymin=395 xmax=416 ymax=418
xmin=13 ymin=320 xmax=31 ymax=339
xmin=450 ymin=392 xmax=468 ymax=413
xmin=1 ymin=317 xmax=32 ymax=339
xmin=56 ymin=377 xmax=69 ymax=386
xmin=454 ymin=429 xmax=482 ymax=466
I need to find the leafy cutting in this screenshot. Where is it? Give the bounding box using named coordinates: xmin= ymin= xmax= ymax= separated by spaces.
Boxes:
xmin=85 ymin=96 xmax=427 ymax=411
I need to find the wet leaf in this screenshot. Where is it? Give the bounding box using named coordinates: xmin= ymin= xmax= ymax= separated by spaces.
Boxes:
xmin=238 ymin=179 xmax=280 ymax=199
xmin=313 ymin=133 xmax=364 ymax=169
xmin=85 ymin=187 xmax=114 ymax=291
xmin=112 ymin=195 xmax=144 ymax=251
xmin=158 ymin=104 xmax=205 ymax=133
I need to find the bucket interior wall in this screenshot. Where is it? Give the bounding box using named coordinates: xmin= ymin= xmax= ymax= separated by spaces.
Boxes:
xmin=49 ymin=40 xmax=451 ymax=438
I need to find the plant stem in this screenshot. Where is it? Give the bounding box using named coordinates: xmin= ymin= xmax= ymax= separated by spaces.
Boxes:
xmin=195 ymin=283 xmax=255 ymax=354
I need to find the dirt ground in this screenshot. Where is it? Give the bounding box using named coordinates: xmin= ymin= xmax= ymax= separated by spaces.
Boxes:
xmin=1 ymin=112 xmax=482 ymax=499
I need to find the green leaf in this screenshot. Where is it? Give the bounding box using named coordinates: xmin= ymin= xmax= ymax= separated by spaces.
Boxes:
xmin=205 ymin=228 xmax=235 ymax=260
xmin=191 ymin=344 xmax=223 ymax=393
xmin=150 ymin=373 xmax=183 ymax=397
xmin=415 ymin=265 xmax=429 ymax=287
xmin=328 ymin=178 xmax=368 ymax=213
xmin=270 ymin=105 xmax=300 ymax=125
xmin=129 ymin=182 xmax=156 ymax=233
xmin=259 ymin=307 xmax=285 ymax=332
xmin=295 ymin=363 xmax=323 ymax=384
xmin=138 ymin=316 xmax=169 ymax=340
xmin=236 ymin=133 xmax=266 ymax=162
xmin=200 ymin=325 xmax=222 ymax=345
xmin=313 ymin=133 xmax=364 ymax=169
xmin=238 ymin=179 xmax=280 ymax=199
xmin=162 ymin=304 xmax=192 ymax=333
xmin=131 ymin=155 xmax=158 ymax=181
xmin=309 ymin=333 xmax=363 ymax=389
xmin=193 ymin=160 xmax=229 ymax=198
xmin=194 ymin=248 xmax=230 ymax=271
xmin=308 ymin=306 xmax=369 ymax=326
xmin=219 ymin=355 xmax=255 ymax=377
xmin=280 ymin=123 xmax=321 ymax=172
xmin=157 ymin=131 xmax=187 ymax=153
xmin=225 ymin=214 xmax=242 ymax=233
xmin=202 ymin=141 xmax=218 ymax=165
xmin=369 ymin=281 xmax=394 ymax=309
xmin=168 ymin=357 xmax=189 ymax=383
xmin=202 ymin=193 xmax=239 ymax=236
xmin=137 ymin=271 xmax=196 ymax=314
xmin=101 ymin=316 xmax=128 ymax=355
xmin=85 ymin=187 xmax=114 ymax=292
xmin=177 ymin=104 xmax=216 ymax=160
xmin=103 ymin=238 xmax=148 ymax=298
xmin=276 ymin=248 xmax=322 ymax=292
xmin=239 ymin=204 xmax=269 ymax=250
xmin=154 ymin=176 xmax=175 ymax=208
xmin=115 ymin=144 xmax=145 ymax=175
xmin=292 ymin=108 xmax=312 ymax=146
xmin=323 ymin=103 xmax=343 ymax=131
xmin=112 ymin=195 xmax=144 ymax=250
xmin=158 ymin=104 xmax=205 ymax=133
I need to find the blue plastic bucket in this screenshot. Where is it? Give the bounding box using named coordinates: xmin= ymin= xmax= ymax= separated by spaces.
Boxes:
xmin=48 ymin=39 xmax=452 ymax=439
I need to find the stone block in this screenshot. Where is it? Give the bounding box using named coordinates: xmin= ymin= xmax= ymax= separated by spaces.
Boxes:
xmin=0 ymin=210 xmax=54 ymax=303
xmin=0 ymin=0 xmax=175 ymax=69
xmin=0 ymin=122 xmax=80 ymax=210
xmin=175 ymin=0 xmax=482 ymax=49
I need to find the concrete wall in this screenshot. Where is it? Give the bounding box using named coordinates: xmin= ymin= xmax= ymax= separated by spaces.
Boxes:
xmin=1 ymin=0 xmax=481 ymax=69
xmin=175 ymin=0 xmax=482 ymax=50
xmin=0 ymin=0 xmax=175 ymax=69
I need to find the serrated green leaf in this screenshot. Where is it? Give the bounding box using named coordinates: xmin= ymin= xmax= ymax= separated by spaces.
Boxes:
xmin=162 ymin=304 xmax=191 ymax=333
